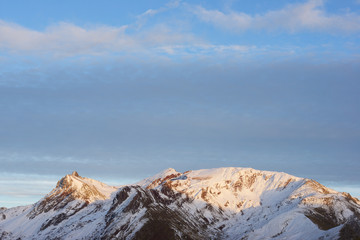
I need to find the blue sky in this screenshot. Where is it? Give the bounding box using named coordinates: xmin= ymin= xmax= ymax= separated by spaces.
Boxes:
xmin=0 ymin=0 xmax=360 ymax=207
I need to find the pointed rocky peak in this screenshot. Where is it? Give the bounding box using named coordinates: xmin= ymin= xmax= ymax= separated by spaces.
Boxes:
xmin=38 ymin=172 xmax=117 ymax=208
xmin=27 ymin=172 xmax=118 ymax=219
xmin=57 ymin=171 xmax=83 ymax=189
xmin=54 ymin=172 xmax=117 ymax=202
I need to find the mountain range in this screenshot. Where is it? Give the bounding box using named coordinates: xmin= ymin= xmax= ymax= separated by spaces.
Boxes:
xmin=1 ymin=167 xmax=360 ymax=240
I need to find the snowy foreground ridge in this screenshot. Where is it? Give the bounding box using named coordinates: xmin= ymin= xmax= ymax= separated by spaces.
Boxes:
xmin=1 ymin=167 xmax=360 ymax=240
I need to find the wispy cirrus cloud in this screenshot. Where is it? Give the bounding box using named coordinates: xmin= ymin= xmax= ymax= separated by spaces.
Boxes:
xmin=155 ymin=43 xmax=256 ymax=55
xmin=136 ymin=0 xmax=181 ymax=27
xmin=191 ymin=0 xmax=360 ymax=33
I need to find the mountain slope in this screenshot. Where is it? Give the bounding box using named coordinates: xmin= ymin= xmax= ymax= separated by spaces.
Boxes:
xmin=0 ymin=167 xmax=359 ymax=240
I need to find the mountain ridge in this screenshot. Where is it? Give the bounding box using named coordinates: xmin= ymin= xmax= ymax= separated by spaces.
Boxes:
xmin=1 ymin=167 xmax=360 ymax=240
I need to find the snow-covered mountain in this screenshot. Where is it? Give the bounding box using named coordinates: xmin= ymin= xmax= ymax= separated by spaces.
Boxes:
xmin=1 ymin=167 xmax=359 ymax=240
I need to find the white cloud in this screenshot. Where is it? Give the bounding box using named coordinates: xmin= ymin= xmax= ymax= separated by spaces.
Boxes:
xmin=139 ymin=0 xmax=181 ymax=17
xmin=0 ymin=20 xmax=197 ymax=57
xmin=0 ymin=0 xmax=191 ymax=58
xmin=0 ymin=19 xmax=257 ymax=59
xmin=136 ymin=0 xmax=181 ymax=28
xmin=1 ymin=0 xmax=358 ymax=59
xmin=192 ymin=0 xmax=360 ymax=33
xmin=0 ymin=21 xmax=130 ymax=56
xmin=154 ymin=43 xmax=256 ymax=57
xmin=192 ymin=7 xmax=251 ymax=30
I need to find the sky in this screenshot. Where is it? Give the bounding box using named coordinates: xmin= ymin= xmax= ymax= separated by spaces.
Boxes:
xmin=0 ymin=0 xmax=360 ymax=207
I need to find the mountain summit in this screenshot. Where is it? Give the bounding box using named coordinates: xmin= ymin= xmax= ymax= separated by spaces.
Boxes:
xmin=53 ymin=171 xmax=116 ymax=202
xmin=0 ymin=167 xmax=359 ymax=239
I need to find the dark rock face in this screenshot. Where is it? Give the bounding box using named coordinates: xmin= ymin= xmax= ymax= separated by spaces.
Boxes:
xmin=39 ymin=202 xmax=87 ymax=231
xmin=133 ymin=219 xmax=178 ymax=240
xmin=101 ymin=185 xmax=221 ymax=240
xmin=305 ymin=207 xmax=340 ymax=230
xmin=340 ymin=218 xmax=360 ymax=240
xmin=304 ymin=192 xmax=360 ymax=239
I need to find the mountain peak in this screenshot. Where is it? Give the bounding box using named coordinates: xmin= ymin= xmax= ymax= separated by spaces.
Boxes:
xmin=56 ymin=173 xmax=117 ymax=202
xmin=32 ymin=172 xmax=117 ymax=212
xmin=27 ymin=173 xmax=117 ymax=220
xmin=57 ymin=171 xmax=82 ymax=189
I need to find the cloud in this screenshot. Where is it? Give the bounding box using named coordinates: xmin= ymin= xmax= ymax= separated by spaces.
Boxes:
xmin=191 ymin=0 xmax=360 ymax=33
xmin=155 ymin=43 xmax=256 ymax=55
xmin=136 ymin=0 xmax=181 ymax=28
xmin=0 ymin=19 xmax=260 ymax=59
xmin=1 ymin=55 xmax=360 ymax=206
xmin=0 ymin=21 xmax=129 ymax=56
xmin=1 ymin=0 xmax=358 ymax=58
xmin=0 ymin=0 xmax=196 ymax=57
xmin=139 ymin=0 xmax=181 ymax=17
xmin=0 ymin=172 xmax=57 ymax=207
xmin=0 ymin=20 xmax=198 ymax=57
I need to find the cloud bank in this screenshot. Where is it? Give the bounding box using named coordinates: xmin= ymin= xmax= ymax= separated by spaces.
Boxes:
xmin=1 ymin=0 xmax=360 ymax=207
xmin=192 ymin=0 xmax=360 ymax=33
xmin=0 ymin=21 xmax=203 ymax=57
